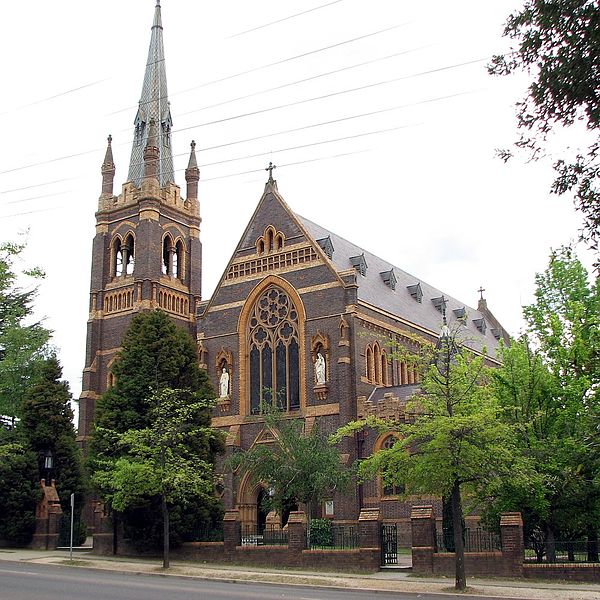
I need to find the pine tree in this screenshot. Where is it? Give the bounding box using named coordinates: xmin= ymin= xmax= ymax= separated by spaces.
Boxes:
xmin=89 ymin=310 xmax=224 ymax=552
xmin=19 ymin=356 xmax=86 ymax=543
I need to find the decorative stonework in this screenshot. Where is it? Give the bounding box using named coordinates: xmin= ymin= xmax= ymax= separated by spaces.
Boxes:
xmin=197 ymin=332 xmax=208 ymax=369
xmin=357 ymin=391 xmax=409 ymax=420
xmin=225 ymin=245 xmax=319 ymax=281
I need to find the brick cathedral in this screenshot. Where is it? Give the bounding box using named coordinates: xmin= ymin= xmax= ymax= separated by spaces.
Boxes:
xmin=78 ymin=1 xmax=508 ymax=544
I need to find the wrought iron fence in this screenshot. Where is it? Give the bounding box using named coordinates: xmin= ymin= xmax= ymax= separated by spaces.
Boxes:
xmin=58 ymin=512 xmax=86 ymax=547
xmin=308 ymin=524 xmax=359 ymax=550
xmin=436 ymin=527 xmax=501 ymax=553
xmin=241 ymin=524 xmax=288 ymax=546
xmin=182 ymin=522 xmax=224 ymax=543
xmin=525 ymin=539 xmax=599 ymax=564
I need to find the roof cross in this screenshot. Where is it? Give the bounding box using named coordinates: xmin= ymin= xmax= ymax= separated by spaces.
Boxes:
xmin=266 ymin=161 xmax=277 ymax=182
xmin=478 ymin=286 xmax=486 ymax=300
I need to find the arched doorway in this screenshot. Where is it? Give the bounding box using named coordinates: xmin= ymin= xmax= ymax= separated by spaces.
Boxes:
xmin=256 ymin=488 xmax=269 ymax=532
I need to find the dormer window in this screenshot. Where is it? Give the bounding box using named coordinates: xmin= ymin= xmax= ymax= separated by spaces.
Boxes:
xmin=316 ymin=236 xmax=334 ymax=259
xmin=380 ymin=269 xmax=397 ymax=290
xmin=349 ymin=253 xmax=368 ymax=276
xmin=473 ymin=318 xmax=487 ymax=334
xmin=432 ymin=296 xmax=447 ymax=313
xmin=453 ymin=307 xmax=467 ymax=321
xmin=491 ymin=327 xmax=502 ymax=340
xmin=407 ymin=283 xmax=422 ymax=303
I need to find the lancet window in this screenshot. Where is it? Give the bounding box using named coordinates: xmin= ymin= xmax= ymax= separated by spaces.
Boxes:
xmin=112 ymin=233 xmax=135 ymax=277
xmin=162 ymin=236 xmax=183 ymax=279
xmin=248 ymin=286 xmax=300 ymax=414
xmin=366 ymin=341 xmax=388 ymax=385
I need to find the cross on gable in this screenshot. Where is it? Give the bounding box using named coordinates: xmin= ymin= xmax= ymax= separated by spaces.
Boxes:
xmin=478 ymin=286 xmax=486 ymax=300
xmin=266 ymin=161 xmax=277 ymax=182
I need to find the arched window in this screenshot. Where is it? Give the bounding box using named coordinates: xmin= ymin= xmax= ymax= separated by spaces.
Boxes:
xmin=162 ymin=235 xmax=176 ymax=276
xmin=380 ymin=434 xmax=405 ymax=497
xmin=366 ymin=346 xmax=374 ymax=382
xmin=175 ymin=240 xmax=184 ymax=279
xmin=374 ymin=343 xmax=381 ymax=384
xmin=381 ymin=351 xmax=388 ymax=386
xmin=124 ymin=234 xmax=135 ymax=275
xmin=113 ymin=238 xmax=123 ymax=276
xmin=248 ymin=286 xmax=300 ymax=414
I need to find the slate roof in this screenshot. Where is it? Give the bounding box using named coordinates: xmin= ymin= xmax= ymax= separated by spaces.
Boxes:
xmin=298 ymin=215 xmax=504 ymax=359
xmin=368 ymin=384 xmax=422 ymax=404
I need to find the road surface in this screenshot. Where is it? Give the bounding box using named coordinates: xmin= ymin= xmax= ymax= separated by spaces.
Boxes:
xmin=0 ymin=560 xmax=521 ymax=600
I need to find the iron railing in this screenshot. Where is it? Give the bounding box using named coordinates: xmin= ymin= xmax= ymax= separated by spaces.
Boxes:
xmin=436 ymin=527 xmax=501 ymax=553
xmin=525 ymin=539 xmax=599 ymax=564
xmin=182 ymin=523 xmax=224 ymax=543
xmin=241 ymin=524 xmax=288 ymax=546
xmin=308 ymin=524 xmax=359 ymax=550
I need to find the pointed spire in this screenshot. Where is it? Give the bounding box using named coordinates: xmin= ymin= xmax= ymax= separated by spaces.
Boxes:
xmin=101 ymin=134 xmax=115 ymax=196
xmin=127 ymin=0 xmax=174 ymax=187
xmin=185 ymin=140 xmax=200 ymax=199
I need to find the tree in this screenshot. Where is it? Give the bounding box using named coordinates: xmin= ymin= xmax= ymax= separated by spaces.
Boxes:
xmin=335 ymin=327 xmax=519 ymax=591
xmin=89 ymin=310 xmax=224 ymax=554
xmin=92 ymin=388 xmax=221 ymax=568
xmin=489 ymin=1 xmax=600 ymax=256
xmin=0 ymin=242 xmax=50 ymax=422
xmin=490 ymin=247 xmax=599 ymax=558
xmin=19 ymin=356 xmax=86 ymax=539
xmin=0 ymin=436 xmax=40 ymax=546
xmin=227 ymin=408 xmax=352 ymax=522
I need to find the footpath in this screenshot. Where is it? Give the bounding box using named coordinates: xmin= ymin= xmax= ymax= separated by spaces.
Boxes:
xmin=0 ymin=547 xmax=599 ymax=600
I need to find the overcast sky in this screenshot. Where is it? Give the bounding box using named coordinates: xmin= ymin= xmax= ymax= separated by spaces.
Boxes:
xmin=0 ymin=1 xmax=593 ymax=401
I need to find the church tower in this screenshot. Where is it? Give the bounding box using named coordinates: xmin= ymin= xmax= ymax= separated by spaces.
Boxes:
xmin=77 ymin=1 xmax=201 ymax=446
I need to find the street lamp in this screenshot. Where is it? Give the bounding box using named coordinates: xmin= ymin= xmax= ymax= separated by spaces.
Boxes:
xmin=44 ymin=449 xmax=54 ymax=485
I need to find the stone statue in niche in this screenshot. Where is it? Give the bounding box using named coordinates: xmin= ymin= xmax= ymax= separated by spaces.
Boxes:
xmin=315 ymin=352 xmax=326 ymax=384
xmin=219 ymin=367 xmax=230 ymax=398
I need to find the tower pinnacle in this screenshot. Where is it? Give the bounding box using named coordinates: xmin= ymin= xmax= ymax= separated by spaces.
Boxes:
xmin=127 ymin=0 xmax=174 ymax=187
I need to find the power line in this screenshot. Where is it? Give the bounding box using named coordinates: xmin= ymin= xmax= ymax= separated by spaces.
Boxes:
xmin=0 ymin=178 xmax=79 ymax=196
xmin=228 ymin=0 xmax=347 ymax=38
xmin=198 ymin=122 xmax=418 ymax=169
xmin=4 ymin=191 xmax=71 ymax=206
xmin=170 ymin=57 xmax=489 ymax=135
xmin=201 ymin=149 xmax=371 ymax=182
xmin=0 ymin=79 xmax=109 ymax=117
xmin=109 ymin=22 xmax=408 ymax=117
xmin=177 ymin=45 xmax=430 ymax=119
xmin=0 ymin=88 xmax=474 ymax=185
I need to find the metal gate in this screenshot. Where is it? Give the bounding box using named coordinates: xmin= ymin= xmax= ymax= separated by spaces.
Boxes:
xmin=381 ymin=523 xmax=398 ymax=565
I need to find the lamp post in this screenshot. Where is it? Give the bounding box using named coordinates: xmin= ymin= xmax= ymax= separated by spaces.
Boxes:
xmin=43 ymin=449 xmax=54 ymax=485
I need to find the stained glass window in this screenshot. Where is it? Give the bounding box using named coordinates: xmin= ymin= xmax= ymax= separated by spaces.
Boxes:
xmin=249 ymin=286 xmax=300 ymax=413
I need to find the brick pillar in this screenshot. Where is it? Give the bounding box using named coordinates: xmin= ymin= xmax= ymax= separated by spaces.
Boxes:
xmin=287 ymin=511 xmax=307 ymax=554
xmin=30 ymin=480 xmax=62 ymax=550
xmin=92 ymin=501 xmax=115 ymax=555
xmin=411 ymin=505 xmax=436 ymax=575
xmin=223 ymin=509 xmax=240 ymax=553
xmin=500 ymin=512 xmax=524 ymax=577
xmin=358 ymin=508 xmax=381 ymax=549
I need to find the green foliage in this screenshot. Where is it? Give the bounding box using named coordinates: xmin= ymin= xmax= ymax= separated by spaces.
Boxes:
xmin=93 ymin=389 xmax=220 ymax=512
xmin=489 ymin=248 xmax=600 ymax=542
xmin=0 ymin=242 xmax=50 ymax=420
xmin=19 ymin=356 xmax=86 ymax=513
xmin=309 ymin=518 xmax=333 ymax=547
xmin=89 ymin=312 xmax=225 ymax=552
xmin=336 ymin=327 xmax=519 ymax=590
xmin=227 ymin=410 xmax=352 ymax=519
xmin=94 ymin=310 xmax=204 ymax=436
xmin=489 ymin=1 xmax=600 ymax=254
xmin=0 ymin=440 xmax=40 ymax=546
